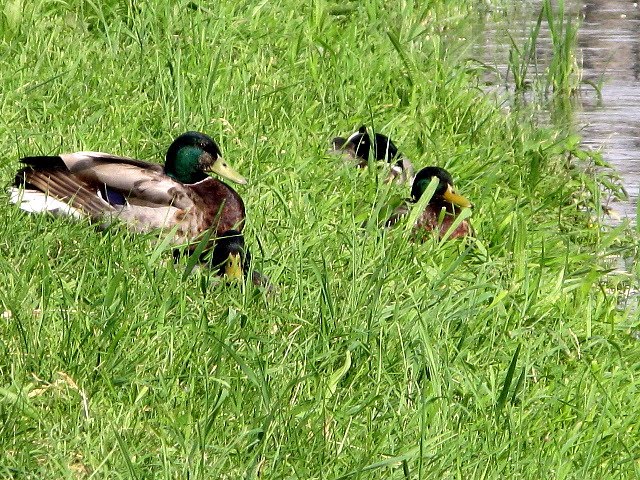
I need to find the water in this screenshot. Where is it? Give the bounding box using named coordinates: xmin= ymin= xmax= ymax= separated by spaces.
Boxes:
xmin=577 ymin=0 xmax=640 ymax=222
xmin=470 ymin=0 xmax=640 ymax=224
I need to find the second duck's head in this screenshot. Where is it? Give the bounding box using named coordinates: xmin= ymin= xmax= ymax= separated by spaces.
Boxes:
xmin=208 ymin=230 xmax=251 ymax=281
xmin=165 ymin=131 xmax=247 ymax=185
xmin=331 ymin=125 xmax=399 ymax=166
xmin=411 ymin=166 xmax=472 ymax=208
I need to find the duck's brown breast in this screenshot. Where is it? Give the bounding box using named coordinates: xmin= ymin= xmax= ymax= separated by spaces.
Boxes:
xmin=414 ymin=205 xmax=471 ymax=240
xmin=188 ymin=178 xmax=246 ymax=235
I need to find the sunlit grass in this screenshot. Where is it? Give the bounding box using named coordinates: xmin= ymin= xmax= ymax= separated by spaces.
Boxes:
xmin=0 ymin=0 xmax=638 ymax=478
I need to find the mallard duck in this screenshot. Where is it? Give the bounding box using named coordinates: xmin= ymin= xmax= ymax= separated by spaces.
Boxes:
xmin=329 ymin=125 xmax=414 ymax=184
xmin=10 ymin=131 xmax=247 ymax=251
xmin=386 ymin=166 xmax=472 ymax=239
xmin=207 ymin=229 xmax=250 ymax=281
xmin=205 ymin=229 xmax=272 ymax=288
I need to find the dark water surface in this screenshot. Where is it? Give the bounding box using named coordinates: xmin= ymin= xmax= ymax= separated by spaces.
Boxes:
xmin=470 ymin=0 xmax=640 ymax=224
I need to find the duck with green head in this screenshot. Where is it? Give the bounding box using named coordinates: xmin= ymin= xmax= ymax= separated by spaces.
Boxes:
xmin=205 ymin=229 xmax=271 ymax=287
xmin=208 ymin=230 xmax=249 ymax=281
xmin=11 ymin=131 xmax=247 ymax=251
xmin=386 ymin=166 xmax=473 ymax=239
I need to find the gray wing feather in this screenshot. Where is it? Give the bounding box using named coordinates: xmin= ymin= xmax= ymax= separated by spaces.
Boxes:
xmin=60 ymin=152 xmax=194 ymax=209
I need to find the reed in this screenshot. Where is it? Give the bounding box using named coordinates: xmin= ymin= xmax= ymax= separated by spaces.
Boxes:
xmin=543 ymin=0 xmax=581 ymax=95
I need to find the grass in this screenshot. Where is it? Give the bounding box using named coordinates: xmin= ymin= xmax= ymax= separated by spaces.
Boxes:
xmin=501 ymin=0 xmax=582 ymax=96
xmin=506 ymin=5 xmax=543 ymax=93
xmin=543 ymin=0 xmax=581 ymax=95
xmin=0 ymin=0 xmax=639 ymax=478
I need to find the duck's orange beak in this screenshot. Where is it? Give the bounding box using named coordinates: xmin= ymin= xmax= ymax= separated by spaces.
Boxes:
xmin=443 ymin=184 xmax=472 ymax=208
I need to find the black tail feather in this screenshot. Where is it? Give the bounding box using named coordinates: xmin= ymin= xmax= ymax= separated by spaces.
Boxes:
xmin=19 ymin=155 xmax=66 ymax=168
xmin=14 ymin=167 xmax=29 ymax=187
xmin=15 ymin=156 xmax=67 ymax=187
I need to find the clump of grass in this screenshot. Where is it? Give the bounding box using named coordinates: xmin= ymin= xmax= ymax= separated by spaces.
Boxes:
xmin=543 ymin=0 xmax=581 ymax=95
xmin=506 ymin=7 xmax=543 ymax=93
xmin=502 ymin=0 xmax=582 ymax=96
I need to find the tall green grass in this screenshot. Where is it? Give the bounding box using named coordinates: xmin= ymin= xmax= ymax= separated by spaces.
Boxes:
xmin=543 ymin=0 xmax=581 ymax=95
xmin=506 ymin=6 xmax=543 ymax=93
xmin=505 ymin=0 xmax=582 ymax=96
xmin=0 ymin=0 xmax=638 ymax=478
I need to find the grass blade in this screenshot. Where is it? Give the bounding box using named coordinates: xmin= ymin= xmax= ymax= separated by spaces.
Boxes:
xmin=496 ymin=344 xmax=521 ymax=415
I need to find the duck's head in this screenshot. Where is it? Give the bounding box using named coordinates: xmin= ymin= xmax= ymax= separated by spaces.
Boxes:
xmin=411 ymin=166 xmax=472 ymax=208
xmin=208 ymin=230 xmax=251 ymax=281
xmin=165 ymin=131 xmax=247 ymax=185
xmin=331 ymin=125 xmax=399 ymax=166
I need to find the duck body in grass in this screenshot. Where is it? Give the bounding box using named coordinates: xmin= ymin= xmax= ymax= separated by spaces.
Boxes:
xmin=330 ymin=125 xmax=414 ymax=184
xmin=11 ymin=131 xmax=247 ymax=252
xmin=386 ymin=166 xmax=472 ymax=240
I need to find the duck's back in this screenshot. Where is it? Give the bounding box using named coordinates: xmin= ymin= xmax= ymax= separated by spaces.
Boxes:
xmin=13 ymin=155 xmax=246 ymax=245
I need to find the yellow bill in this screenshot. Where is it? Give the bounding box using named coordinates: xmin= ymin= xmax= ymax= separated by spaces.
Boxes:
xmin=210 ymin=156 xmax=248 ymax=185
xmin=224 ymin=252 xmax=243 ymax=280
xmin=443 ymin=184 xmax=472 ymax=208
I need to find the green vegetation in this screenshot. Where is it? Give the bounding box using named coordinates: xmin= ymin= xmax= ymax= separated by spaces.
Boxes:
xmin=505 ymin=0 xmax=582 ymax=96
xmin=542 ymin=0 xmax=581 ymax=95
xmin=0 ymin=0 xmax=638 ymax=478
